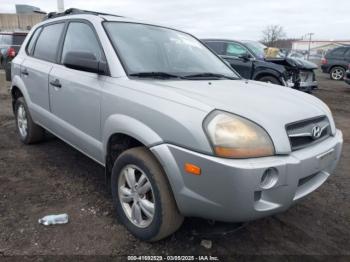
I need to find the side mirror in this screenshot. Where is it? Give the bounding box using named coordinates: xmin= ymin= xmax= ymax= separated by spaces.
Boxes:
xmin=238 ymin=52 xmax=253 ymax=61
xmin=63 ymin=51 xmax=107 ymax=74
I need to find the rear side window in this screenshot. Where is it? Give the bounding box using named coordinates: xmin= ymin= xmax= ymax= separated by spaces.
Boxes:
xmin=12 ymin=35 xmax=26 ymax=45
xmin=0 ymin=35 xmax=12 ymax=46
xmin=205 ymin=41 xmax=226 ymax=55
xmin=344 ymin=48 xmax=350 ymax=58
xmin=33 ymin=23 xmax=64 ymax=62
xmin=26 ymin=28 xmax=42 ymax=55
xmin=61 ymin=22 xmax=102 ymax=62
xmin=330 ymin=47 xmax=346 ymax=57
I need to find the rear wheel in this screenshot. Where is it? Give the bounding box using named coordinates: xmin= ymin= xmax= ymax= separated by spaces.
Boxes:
xmin=111 ymin=147 xmax=183 ymax=241
xmin=257 ymin=76 xmax=281 ymax=85
xmin=14 ymin=97 xmax=45 ymax=144
xmin=330 ymin=67 xmax=345 ymax=80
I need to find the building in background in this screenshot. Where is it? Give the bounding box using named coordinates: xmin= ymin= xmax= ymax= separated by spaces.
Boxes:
xmin=15 ymin=4 xmax=42 ymax=14
xmin=0 ymin=4 xmax=45 ymax=32
xmin=292 ymin=40 xmax=350 ymax=58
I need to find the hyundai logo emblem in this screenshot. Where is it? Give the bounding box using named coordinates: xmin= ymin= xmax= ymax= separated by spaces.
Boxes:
xmin=311 ymin=125 xmax=322 ymax=139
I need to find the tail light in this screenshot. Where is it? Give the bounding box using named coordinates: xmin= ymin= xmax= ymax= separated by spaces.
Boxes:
xmin=321 ymin=58 xmax=327 ymax=65
xmin=7 ymin=47 xmax=16 ymax=58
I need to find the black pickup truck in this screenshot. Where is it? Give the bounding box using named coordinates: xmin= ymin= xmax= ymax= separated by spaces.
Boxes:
xmin=202 ymin=39 xmax=318 ymax=92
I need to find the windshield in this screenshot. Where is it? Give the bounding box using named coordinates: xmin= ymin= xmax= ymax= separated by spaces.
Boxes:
xmin=104 ymin=22 xmax=239 ymax=79
xmin=242 ymin=41 xmax=267 ymax=59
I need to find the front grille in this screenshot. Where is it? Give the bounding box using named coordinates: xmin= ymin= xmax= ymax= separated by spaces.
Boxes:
xmin=286 ymin=116 xmax=331 ymax=151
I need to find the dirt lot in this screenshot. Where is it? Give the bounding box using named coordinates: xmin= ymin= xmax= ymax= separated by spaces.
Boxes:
xmin=0 ymin=70 xmax=349 ymax=259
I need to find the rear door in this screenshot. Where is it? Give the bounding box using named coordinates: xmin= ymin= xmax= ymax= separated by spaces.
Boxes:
xmin=327 ymin=47 xmax=347 ymax=68
xmin=48 ymin=21 xmax=105 ymax=162
xmin=21 ymin=23 xmax=65 ymax=114
xmin=344 ymin=48 xmax=350 ymax=64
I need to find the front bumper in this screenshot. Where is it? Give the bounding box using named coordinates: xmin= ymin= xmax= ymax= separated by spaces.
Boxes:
xmin=299 ymin=80 xmax=317 ymax=88
xmin=150 ymin=130 xmax=343 ymax=222
xmin=283 ymin=73 xmax=318 ymax=91
xmin=321 ymin=65 xmax=329 ymax=73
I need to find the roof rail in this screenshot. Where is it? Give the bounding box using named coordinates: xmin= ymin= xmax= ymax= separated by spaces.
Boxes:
xmin=43 ymin=8 xmax=123 ymax=21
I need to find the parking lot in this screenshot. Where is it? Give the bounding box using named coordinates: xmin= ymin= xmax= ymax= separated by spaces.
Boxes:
xmin=0 ymin=70 xmax=349 ymax=257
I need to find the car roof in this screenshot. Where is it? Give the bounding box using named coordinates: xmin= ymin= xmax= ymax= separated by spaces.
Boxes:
xmin=202 ymin=38 xmax=242 ymax=43
xmin=40 ymin=8 xmax=168 ymax=29
xmin=332 ymin=45 xmax=350 ymax=49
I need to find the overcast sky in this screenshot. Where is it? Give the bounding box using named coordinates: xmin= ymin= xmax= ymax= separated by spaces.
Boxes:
xmin=0 ymin=0 xmax=349 ymax=40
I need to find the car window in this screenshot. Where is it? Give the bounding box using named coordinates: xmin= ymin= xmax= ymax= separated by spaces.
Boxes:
xmin=344 ymin=48 xmax=350 ymax=58
xmin=26 ymin=28 xmax=42 ymax=55
xmin=226 ymin=42 xmax=248 ymax=57
xmin=0 ymin=35 xmax=12 ymax=46
xmin=33 ymin=23 xmax=64 ymax=62
xmin=205 ymin=41 xmax=226 ymax=55
xmin=12 ymin=35 xmax=26 ymax=45
xmin=61 ymin=22 xmax=102 ymax=63
xmin=330 ymin=47 xmax=346 ymax=57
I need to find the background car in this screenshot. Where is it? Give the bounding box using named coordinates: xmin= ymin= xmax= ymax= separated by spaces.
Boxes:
xmin=321 ymin=45 xmax=350 ymax=80
xmin=202 ymin=39 xmax=318 ymax=92
xmin=0 ymin=31 xmax=28 ymax=81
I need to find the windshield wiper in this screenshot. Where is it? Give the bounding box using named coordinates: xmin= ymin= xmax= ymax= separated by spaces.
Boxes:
xmin=129 ymin=72 xmax=182 ymax=79
xmin=182 ymin=73 xmax=238 ymax=80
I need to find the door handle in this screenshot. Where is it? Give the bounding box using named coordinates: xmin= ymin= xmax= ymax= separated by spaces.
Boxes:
xmin=50 ymin=79 xmax=62 ymax=88
xmin=21 ymin=69 xmax=29 ymax=76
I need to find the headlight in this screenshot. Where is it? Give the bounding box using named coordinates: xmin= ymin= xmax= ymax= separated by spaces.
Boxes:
xmin=204 ymin=111 xmax=274 ymax=158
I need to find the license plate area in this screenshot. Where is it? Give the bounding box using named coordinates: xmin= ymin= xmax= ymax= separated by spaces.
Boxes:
xmin=316 ymin=149 xmax=335 ymax=171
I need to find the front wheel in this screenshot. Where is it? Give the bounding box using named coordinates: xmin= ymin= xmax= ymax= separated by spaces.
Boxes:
xmin=111 ymin=147 xmax=184 ymax=241
xmin=330 ymin=67 xmax=345 ymax=80
xmin=257 ymin=75 xmax=281 ymax=85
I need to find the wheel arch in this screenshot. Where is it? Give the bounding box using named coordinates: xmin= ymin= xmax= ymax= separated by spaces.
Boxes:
xmin=103 ymin=114 xmax=163 ymax=176
xmin=253 ymin=68 xmax=283 ymax=84
xmin=330 ymin=65 xmax=346 ymax=72
xmin=254 ymin=72 xmax=282 ymax=85
xmin=10 ymin=75 xmax=31 ymax=112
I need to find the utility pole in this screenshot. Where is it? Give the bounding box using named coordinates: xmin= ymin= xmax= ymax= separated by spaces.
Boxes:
xmin=57 ymin=0 xmax=64 ymax=12
xmin=306 ymin=33 xmax=314 ymax=60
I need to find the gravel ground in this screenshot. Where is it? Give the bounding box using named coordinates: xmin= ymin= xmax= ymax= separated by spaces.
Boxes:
xmin=0 ymin=70 xmax=349 ymax=259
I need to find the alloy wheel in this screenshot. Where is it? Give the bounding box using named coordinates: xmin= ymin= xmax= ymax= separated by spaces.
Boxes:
xmin=331 ymin=68 xmax=344 ymax=80
xmin=118 ymin=164 xmax=155 ymax=228
xmin=17 ymin=104 xmax=28 ymax=138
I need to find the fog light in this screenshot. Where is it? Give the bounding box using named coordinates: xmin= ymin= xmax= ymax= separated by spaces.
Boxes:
xmin=260 ymin=168 xmax=278 ymax=189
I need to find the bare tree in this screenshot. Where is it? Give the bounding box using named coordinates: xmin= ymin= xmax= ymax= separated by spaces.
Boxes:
xmin=261 ymin=25 xmax=286 ymax=47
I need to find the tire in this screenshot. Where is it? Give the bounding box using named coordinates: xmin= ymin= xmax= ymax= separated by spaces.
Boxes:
xmin=14 ymin=97 xmax=45 ymax=144
xmin=111 ymin=147 xmax=183 ymax=241
xmin=257 ymin=76 xmax=281 ymax=85
xmin=330 ymin=66 xmax=345 ymax=80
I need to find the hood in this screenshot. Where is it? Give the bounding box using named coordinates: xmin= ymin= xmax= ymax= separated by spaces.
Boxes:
xmin=133 ymin=79 xmax=334 ymax=153
xmin=264 ymin=57 xmax=318 ymax=70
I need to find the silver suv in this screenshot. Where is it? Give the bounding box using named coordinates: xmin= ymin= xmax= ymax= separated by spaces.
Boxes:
xmin=11 ymin=9 xmax=343 ymax=241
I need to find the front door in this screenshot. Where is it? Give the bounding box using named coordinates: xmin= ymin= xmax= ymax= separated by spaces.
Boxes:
xmin=49 ymin=21 xmax=105 ymax=162
xmin=222 ymin=42 xmax=253 ymax=79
